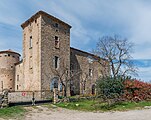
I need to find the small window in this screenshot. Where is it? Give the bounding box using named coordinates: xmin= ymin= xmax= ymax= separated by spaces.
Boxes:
xmin=50 ymin=78 xmax=58 ymax=91
xmin=8 ymin=54 xmax=10 ymax=57
xmin=89 ymin=69 xmax=93 ymax=77
xmin=17 ymin=85 xmax=18 ymax=90
xmin=29 ymin=36 xmax=32 ymax=48
xmin=17 ymin=75 xmax=19 ymax=81
xmin=55 ymin=36 xmax=59 ymax=40
xmin=11 ymin=66 xmax=13 ymax=68
xmin=12 ymin=56 xmax=15 ymax=58
xmin=55 ymin=36 xmax=59 ymax=48
xmin=5 ymin=55 xmax=7 ymax=57
xmin=60 ymin=83 xmax=63 ymax=92
xmin=10 ymin=79 xmax=12 ymax=81
xmin=55 ymin=23 xmax=59 ymax=28
xmin=54 ymin=56 xmax=59 ymax=69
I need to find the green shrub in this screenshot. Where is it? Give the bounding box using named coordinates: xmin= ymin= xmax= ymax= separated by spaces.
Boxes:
xmin=96 ymin=76 xmax=124 ymax=101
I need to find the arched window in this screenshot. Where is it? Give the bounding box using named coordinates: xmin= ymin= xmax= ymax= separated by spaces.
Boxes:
xmin=50 ymin=77 xmax=58 ymax=91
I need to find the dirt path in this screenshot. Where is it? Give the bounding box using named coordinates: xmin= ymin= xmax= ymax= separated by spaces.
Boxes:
xmin=24 ymin=105 xmax=151 ymax=120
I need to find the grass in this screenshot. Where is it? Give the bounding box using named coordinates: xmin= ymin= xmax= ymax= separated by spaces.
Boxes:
xmin=56 ymin=100 xmax=151 ymax=112
xmin=0 ymin=106 xmax=27 ymax=119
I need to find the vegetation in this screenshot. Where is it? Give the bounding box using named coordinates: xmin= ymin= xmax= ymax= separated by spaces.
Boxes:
xmin=123 ymin=79 xmax=151 ymax=101
xmin=56 ymin=99 xmax=151 ymax=111
xmin=0 ymin=106 xmax=26 ymax=119
xmin=96 ymin=76 xmax=124 ymax=100
xmin=93 ymin=35 xmax=137 ymax=78
xmin=96 ymin=76 xmax=151 ymax=103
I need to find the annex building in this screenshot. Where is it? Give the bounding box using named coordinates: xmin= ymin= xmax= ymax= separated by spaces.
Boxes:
xmin=0 ymin=11 xmax=109 ymax=96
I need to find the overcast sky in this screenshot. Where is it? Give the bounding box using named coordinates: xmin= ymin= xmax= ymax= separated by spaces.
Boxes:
xmin=0 ymin=0 xmax=151 ymax=82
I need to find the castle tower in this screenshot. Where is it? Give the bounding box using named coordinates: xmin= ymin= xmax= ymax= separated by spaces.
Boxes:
xmin=21 ymin=11 xmax=71 ymax=92
xmin=0 ymin=50 xmax=20 ymax=91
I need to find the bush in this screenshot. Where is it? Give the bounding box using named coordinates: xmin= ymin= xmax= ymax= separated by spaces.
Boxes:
xmin=96 ymin=76 xmax=124 ymax=102
xmin=123 ymin=79 xmax=151 ymax=101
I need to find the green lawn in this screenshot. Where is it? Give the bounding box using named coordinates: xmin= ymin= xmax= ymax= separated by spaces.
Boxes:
xmin=56 ymin=100 xmax=151 ymax=112
xmin=0 ymin=106 xmax=27 ymax=119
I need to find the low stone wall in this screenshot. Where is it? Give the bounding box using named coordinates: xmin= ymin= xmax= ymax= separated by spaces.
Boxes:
xmin=8 ymin=91 xmax=53 ymax=103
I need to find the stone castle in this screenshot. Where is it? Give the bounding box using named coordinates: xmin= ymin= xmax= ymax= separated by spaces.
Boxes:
xmin=0 ymin=11 xmax=109 ymax=96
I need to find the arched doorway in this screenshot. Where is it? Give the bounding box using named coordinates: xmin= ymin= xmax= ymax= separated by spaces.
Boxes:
xmin=92 ymin=84 xmax=95 ymax=95
xmin=50 ymin=77 xmax=58 ymax=91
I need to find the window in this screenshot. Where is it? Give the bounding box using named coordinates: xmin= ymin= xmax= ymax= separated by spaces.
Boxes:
xmin=55 ymin=36 xmax=58 ymax=40
xmin=17 ymin=75 xmax=19 ymax=81
xmin=55 ymin=36 xmax=59 ymax=48
xmin=8 ymin=54 xmax=10 ymax=57
xmin=55 ymin=23 xmax=59 ymax=28
xmin=54 ymin=56 xmax=59 ymax=69
xmin=60 ymin=83 xmax=63 ymax=92
xmin=17 ymin=85 xmax=19 ymax=90
xmin=29 ymin=36 xmax=32 ymax=48
xmin=50 ymin=77 xmax=58 ymax=91
xmin=89 ymin=69 xmax=93 ymax=77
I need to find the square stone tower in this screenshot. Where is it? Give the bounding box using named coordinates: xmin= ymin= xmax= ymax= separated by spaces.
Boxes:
xmin=21 ymin=11 xmax=71 ymax=91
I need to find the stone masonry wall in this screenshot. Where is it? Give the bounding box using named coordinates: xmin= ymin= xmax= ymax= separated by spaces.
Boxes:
xmin=22 ymin=15 xmax=41 ymax=91
xmin=15 ymin=62 xmax=24 ymax=91
xmin=70 ymin=48 xmax=108 ymax=95
xmin=41 ymin=15 xmax=71 ymax=95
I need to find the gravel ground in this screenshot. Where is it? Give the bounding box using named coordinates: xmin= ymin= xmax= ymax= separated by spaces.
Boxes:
xmin=24 ymin=105 xmax=151 ymax=120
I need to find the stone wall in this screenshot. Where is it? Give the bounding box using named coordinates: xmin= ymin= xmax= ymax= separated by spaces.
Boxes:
xmin=15 ymin=62 xmax=24 ymax=91
xmin=8 ymin=91 xmax=53 ymax=103
xmin=40 ymin=14 xmax=71 ymax=96
xmin=21 ymin=14 xmax=41 ymax=91
xmin=70 ymin=48 xmax=109 ymax=95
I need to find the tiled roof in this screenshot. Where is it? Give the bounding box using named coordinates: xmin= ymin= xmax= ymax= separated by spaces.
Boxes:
xmin=0 ymin=49 xmax=21 ymax=56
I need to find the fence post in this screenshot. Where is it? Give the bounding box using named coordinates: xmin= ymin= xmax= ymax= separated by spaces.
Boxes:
xmin=53 ymin=88 xmax=58 ymax=104
xmin=32 ymin=91 xmax=35 ymax=106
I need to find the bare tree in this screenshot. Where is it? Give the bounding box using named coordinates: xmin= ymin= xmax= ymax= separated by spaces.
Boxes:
xmin=94 ymin=35 xmax=137 ymax=78
xmin=51 ymin=67 xmax=82 ymax=97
